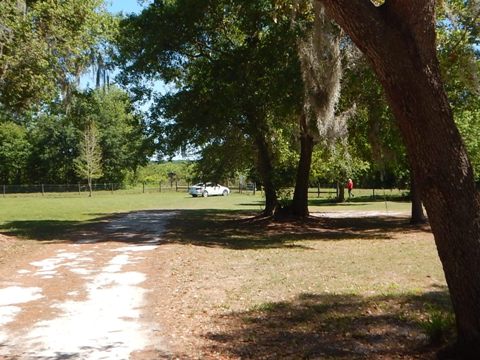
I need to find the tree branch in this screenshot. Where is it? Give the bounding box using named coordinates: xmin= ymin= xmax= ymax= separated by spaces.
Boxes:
xmin=317 ymin=0 xmax=438 ymax=78
xmin=316 ymin=0 xmax=386 ymax=60
xmin=386 ymin=0 xmax=437 ymax=60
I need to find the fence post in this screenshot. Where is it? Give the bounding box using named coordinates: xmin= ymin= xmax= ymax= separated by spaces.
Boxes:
xmin=78 ymin=183 xmax=81 ymax=194
xmin=159 ymin=181 xmax=162 ymax=193
xmin=3 ymin=184 xmax=5 ymax=197
xmin=143 ymin=182 xmax=145 ymax=194
xmin=41 ymin=184 xmax=45 ymax=196
xmin=253 ymin=182 xmax=256 ymax=196
xmin=111 ymin=183 xmax=114 ymax=194
xmin=317 ymin=183 xmax=320 ymax=198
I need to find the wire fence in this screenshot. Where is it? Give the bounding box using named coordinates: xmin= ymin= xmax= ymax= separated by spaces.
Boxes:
xmin=0 ymin=181 xmax=258 ymax=197
xmin=0 ymin=182 xmax=407 ymax=200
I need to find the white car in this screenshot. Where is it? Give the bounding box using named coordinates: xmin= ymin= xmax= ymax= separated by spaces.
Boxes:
xmin=188 ymin=182 xmax=230 ymax=197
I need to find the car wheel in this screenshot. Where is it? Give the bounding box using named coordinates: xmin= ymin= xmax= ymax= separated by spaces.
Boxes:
xmin=222 ymin=190 xmax=228 ymax=196
xmin=203 ymin=191 xmax=208 ymax=197
xmin=192 ymin=194 xmax=197 ymax=197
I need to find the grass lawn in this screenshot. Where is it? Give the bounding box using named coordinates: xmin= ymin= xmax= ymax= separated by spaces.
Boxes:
xmin=0 ymin=190 xmax=453 ymax=358
xmin=0 ymin=192 xmax=262 ymax=239
xmin=0 ymin=190 xmax=411 ymax=239
xmin=156 ymin=209 xmax=450 ymax=358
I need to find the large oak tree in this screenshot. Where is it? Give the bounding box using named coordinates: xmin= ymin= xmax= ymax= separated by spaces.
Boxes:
xmin=117 ymin=0 xmax=304 ymax=216
xmin=318 ymin=0 xmax=480 ymax=356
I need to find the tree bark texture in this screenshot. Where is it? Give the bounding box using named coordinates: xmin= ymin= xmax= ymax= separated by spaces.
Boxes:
xmin=337 ymin=181 xmax=345 ymax=202
xmin=410 ymin=169 xmax=427 ymax=225
xmin=254 ymin=132 xmax=278 ymax=217
xmin=319 ymin=0 xmax=480 ymax=355
xmin=291 ymin=113 xmax=315 ymax=218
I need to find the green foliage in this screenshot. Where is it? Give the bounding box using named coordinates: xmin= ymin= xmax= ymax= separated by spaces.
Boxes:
xmin=0 ymin=121 xmax=31 ymax=184
xmin=136 ymin=161 xmax=195 ymax=184
xmin=0 ymin=1 xmax=149 ymax=187
xmin=436 ymin=0 xmax=479 ymax=110
xmin=269 ymin=124 xmax=300 ymax=188
xmin=311 ymin=141 xmax=370 ymax=186
xmin=74 ymin=120 xmax=103 ymax=195
xmin=192 ymin=138 xmax=253 ymax=183
xmin=27 ymin=113 xmax=79 ymax=184
xmin=420 ymin=305 xmax=455 ymax=345
xmin=72 ymin=87 xmax=151 ymax=183
xmin=436 ymin=0 xmax=480 ymax=180
xmin=455 ymin=106 xmax=480 ymax=180
xmin=339 ymin=55 xmax=408 ymax=189
xmin=277 ymin=188 xmax=293 ymax=209
xmin=0 ymin=86 xmax=148 ymax=185
xmin=117 ymin=0 xmax=304 ymax=191
xmin=0 ymin=0 xmax=116 ymax=112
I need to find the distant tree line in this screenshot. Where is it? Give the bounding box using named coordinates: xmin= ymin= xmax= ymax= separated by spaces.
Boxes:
xmin=0 ymin=87 xmax=151 ymax=186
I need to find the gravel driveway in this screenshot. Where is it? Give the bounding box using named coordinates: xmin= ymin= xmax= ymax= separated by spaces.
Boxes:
xmin=0 ymin=211 xmax=175 ymax=360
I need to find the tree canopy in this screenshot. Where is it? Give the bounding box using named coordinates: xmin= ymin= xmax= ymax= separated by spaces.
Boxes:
xmin=0 ymin=0 xmax=116 ymax=113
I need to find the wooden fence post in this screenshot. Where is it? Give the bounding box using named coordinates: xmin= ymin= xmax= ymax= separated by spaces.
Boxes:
xmin=3 ymin=184 xmax=5 ymax=197
xmin=41 ymin=184 xmax=45 ymax=196
xmin=143 ymin=182 xmax=145 ymax=194
xmin=159 ymin=181 xmax=162 ymax=193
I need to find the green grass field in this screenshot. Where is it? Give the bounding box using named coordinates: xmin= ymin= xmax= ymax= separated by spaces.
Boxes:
xmin=0 ymin=190 xmax=411 ymax=239
xmin=0 ymin=189 xmax=453 ymax=357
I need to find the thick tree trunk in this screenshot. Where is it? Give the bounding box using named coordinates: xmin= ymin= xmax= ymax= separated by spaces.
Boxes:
xmin=254 ymin=133 xmax=278 ymax=217
xmin=321 ymin=1 xmax=480 ymax=355
xmin=337 ymin=181 xmax=345 ymax=202
xmin=291 ymin=114 xmax=315 ymax=218
xmin=410 ymin=170 xmax=427 ymax=225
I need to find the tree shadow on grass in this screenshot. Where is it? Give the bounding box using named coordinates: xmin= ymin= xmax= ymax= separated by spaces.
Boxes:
xmin=0 ymin=210 xmax=176 ymax=245
xmin=0 ymin=209 xmax=431 ymax=249
xmin=0 ymin=220 xmax=88 ymax=243
xmin=199 ymin=289 xmax=453 ymax=359
xmin=162 ymin=209 xmax=432 ymax=250
xmin=238 ymin=195 xmax=409 ymax=208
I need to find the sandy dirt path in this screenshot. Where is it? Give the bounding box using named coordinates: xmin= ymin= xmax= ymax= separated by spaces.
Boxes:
xmin=0 ymin=211 xmax=175 ymax=360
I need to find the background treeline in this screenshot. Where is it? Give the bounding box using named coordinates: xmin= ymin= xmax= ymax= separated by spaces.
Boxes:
xmin=0 ymin=87 xmax=150 ymax=185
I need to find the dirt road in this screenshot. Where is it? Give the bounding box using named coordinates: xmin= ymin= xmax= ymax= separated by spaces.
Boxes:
xmin=0 ymin=211 xmax=175 ymax=360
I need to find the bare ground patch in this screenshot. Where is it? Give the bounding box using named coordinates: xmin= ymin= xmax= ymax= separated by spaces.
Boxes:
xmin=0 ymin=234 xmax=41 ymax=268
